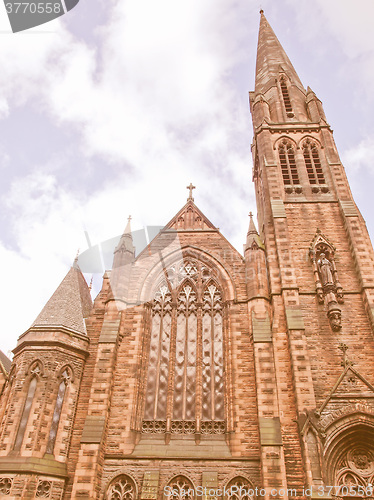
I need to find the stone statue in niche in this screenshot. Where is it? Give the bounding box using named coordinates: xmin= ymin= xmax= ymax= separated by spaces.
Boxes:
xmin=317 ymin=253 xmax=334 ymax=288
xmin=309 ymin=230 xmax=343 ymax=331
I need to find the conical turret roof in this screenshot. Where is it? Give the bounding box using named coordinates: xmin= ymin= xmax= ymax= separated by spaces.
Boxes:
xmin=32 ymin=264 xmax=92 ymax=335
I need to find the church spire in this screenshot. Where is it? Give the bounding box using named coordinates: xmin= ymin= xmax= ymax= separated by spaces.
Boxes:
xmin=255 ymin=10 xmax=303 ymax=94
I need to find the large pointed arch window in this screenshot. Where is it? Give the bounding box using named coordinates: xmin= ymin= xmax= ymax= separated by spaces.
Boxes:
xmin=142 ymin=260 xmax=225 ymax=435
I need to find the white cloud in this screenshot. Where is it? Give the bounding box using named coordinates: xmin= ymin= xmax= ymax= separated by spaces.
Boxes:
xmin=342 ymin=138 xmax=374 ymax=176
xmin=1 ymin=0 xmax=374 ymax=356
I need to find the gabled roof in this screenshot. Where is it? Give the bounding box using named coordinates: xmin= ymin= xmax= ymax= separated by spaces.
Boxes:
xmin=255 ymin=11 xmax=304 ymax=93
xmin=31 ymin=265 xmax=92 ymax=335
xmin=164 ymin=200 xmax=217 ymax=231
xmin=317 ymin=364 xmax=374 ymax=417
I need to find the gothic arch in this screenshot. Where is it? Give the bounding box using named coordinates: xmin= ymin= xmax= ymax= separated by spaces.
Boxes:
xmin=222 ymin=472 xmax=255 ymax=490
xmin=13 ymin=360 xmax=43 ymax=452
xmin=303 ymin=426 xmax=323 ymax=484
xmin=57 ymin=364 xmax=74 ymax=383
xmin=298 ymin=136 xmax=322 ymax=149
xmin=163 ymin=474 xmax=196 ymax=500
xmin=45 ymin=365 xmax=74 ymax=455
xmin=276 ymin=138 xmax=300 ymax=187
xmin=273 ymin=136 xmax=297 ymax=150
xmin=138 ymin=246 xmax=237 ymax=304
xmin=105 ymin=473 xmax=138 ymax=500
xmin=324 ymin=416 xmax=374 ymax=489
xmin=301 ymin=138 xmax=326 ymax=188
xmin=140 ymin=263 xmax=227 ymax=435
xmin=223 ymin=475 xmax=255 ymax=500
xmin=26 ymin=360 xmax=44 ymax=378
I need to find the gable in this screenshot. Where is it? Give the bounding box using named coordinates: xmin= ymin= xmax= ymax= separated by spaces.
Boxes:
xmin=164 ymin=201 xmax=217 ymax=231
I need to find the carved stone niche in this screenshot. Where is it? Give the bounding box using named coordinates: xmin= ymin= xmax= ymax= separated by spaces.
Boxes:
xmin=309 ymin=230 xmax=343 ymax=331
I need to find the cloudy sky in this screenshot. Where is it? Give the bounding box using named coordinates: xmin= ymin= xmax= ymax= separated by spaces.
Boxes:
xmin=0 ymin=0 xmax=373 ymax=356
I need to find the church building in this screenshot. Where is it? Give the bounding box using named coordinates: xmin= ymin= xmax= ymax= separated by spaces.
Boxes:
xmin=1 ymin=11 xmax=374 ymax=500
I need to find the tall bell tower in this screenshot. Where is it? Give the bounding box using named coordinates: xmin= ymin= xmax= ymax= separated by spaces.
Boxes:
xmin=249 ymin=10 xmax=374 ymax=495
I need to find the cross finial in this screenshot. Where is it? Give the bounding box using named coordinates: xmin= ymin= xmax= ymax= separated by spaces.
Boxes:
xmin=128 ymin=215 xmax=132 ymax=222
xmin=187 ymin=183 xmax=196 ymax=201
xmin=249 ymin=211 xmax=253 ymax=218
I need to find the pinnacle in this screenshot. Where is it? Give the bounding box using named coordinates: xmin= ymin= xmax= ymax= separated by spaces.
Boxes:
xmin=114 ymin=215 xmax=135 ymax=256
xmin=245 ymin=212 xmax=264 ymax=251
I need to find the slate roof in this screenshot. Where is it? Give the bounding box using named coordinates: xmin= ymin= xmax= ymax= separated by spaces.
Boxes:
xmin=32 ymin=266 xmax=92 ymax=335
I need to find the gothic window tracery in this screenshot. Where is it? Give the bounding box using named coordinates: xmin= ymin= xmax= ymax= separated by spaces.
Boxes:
xmin=106 ymin=475 xmax=136 ymax=500
xmin=226 ymin=477 xmax=254 ymax=500
xmin=13 ymin=361 xmax=42 ymax=452
xmin=164 ymin=476 xmax=194 ymax=500
xmin=36 ymin=480 xmax=52 ymax=498
xmin=334 ymin=446 xmax=374 ymax=496
xmin=143 ymin=260 xmax=225 ymax=435
xmin=45 ymin=367 xmax=72 ymax=455
xmin=302 ymin=139 xmax=327 ymax=191
xmin=0 ymin=477 xmax=12 ymax=495
xmin=278 ymin=140 xmax=300 ymax=189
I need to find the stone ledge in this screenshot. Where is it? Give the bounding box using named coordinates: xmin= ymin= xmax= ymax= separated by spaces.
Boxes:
xmin=0 ymin=454 xmax=68 ymax=478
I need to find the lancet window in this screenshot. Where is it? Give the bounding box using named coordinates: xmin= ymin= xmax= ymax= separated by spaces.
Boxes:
xmin=303 ymin=139 xmax=326 ymax=185
xmin=45 ymin=367 xmax=71 ymax=455
xmin=143 ymin=260 xmax=225 ymax=435
xmin=13 ymin=361 xmax=42 ymax=452
xmin=279 ymin=140 xmax=299 ymax=186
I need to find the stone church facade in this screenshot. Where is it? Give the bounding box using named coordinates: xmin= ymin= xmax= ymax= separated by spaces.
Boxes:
xmin=1 ymin=11 xmax=374 ymax=500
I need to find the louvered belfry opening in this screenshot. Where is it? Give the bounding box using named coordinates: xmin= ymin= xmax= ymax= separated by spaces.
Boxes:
xmin=280 ymin=78 xmax=293 ymax=116
xmin=279 ymin=140 xmax=299 ymax=186
xmin=303 ymin=139 xmax=326 ymax=185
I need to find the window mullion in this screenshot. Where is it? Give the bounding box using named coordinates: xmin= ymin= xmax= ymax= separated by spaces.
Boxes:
xmin=152 ymin=312 xmax=164 ymax=420
xmin=210 ymin=310 xmax=215 ymax=421
xmin=182 ymin=309 xmax=189 ymax=420
xmin=165 ymin=303 xmax=177 ymax=430
xmin=195 ymin=306 xmax=203 ymax=434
